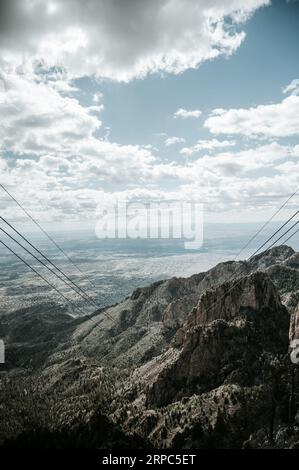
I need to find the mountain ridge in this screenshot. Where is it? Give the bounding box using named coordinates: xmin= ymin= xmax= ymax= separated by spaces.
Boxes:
xmin=1 ymin=245 xmax=299 ymax=448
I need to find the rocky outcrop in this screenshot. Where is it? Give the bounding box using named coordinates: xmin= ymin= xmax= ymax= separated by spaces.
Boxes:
xmin=146 ymin=272 xmax=290 ymax=407
xmin=290 ymin=302 xmax=299 ymax=341
xmin=249 ymin=245 xmax=295 ymax=271
xmin=184 ymin=271 xmax=282 ymax=332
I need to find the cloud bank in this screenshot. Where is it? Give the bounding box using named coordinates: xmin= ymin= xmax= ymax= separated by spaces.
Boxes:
xmin=0 ymin=0 xmax=269 ymax=81
xmin=204 ymin=95 xmax=299 ymax=138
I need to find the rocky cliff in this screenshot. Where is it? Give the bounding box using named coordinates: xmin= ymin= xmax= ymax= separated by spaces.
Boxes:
xmin=290 ymin=302 xmax=299 ymax=342
xmin=146 ymin=272 xmax=289 ymax=407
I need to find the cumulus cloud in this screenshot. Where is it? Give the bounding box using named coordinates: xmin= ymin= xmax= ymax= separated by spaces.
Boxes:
xmin=160 ymin=142 xmax=298 ymax=183
xmin=204 ymin=95 xmax=299 ymax=137
xmin=0 ymin=71 xmax=157 ymax=194
xmin=283 ymin=79 xmax=299 ymax=96
xmin=1 ymin=138 xmax=298 ymax=223
xmin=276 ymin=160 xmax=299 ymax=174
xmin=1 ymin=74 xmax=296 ymax=224
xmin=174 ymin=108 xmax=202 ymax=119
xmin=0 ymin=72 xmax=101 ymax=156
xmin=165 ymin=136 xmax=186 ymax=146
xmin=93 ymin=92 xmax=104 ymax=103
xmin=1 ymin=0 xmax=296 ymax=225
xmin=180 ymin=138 xmax=235 ymax=155
xmin=0 ymin=0 xmax=269 ymax=81
xmin=195 ymin=142 xmax=299 ymax=174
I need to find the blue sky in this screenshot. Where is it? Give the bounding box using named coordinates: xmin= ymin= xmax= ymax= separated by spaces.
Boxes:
xmin=0 ymin=0 xmax=298 ymax=230
xmin=93 ymin=0 xmax=299 ymax=146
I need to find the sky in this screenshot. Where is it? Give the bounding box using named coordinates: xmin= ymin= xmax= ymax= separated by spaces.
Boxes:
xmin=0 ymin=0 xmax=298 ymax=231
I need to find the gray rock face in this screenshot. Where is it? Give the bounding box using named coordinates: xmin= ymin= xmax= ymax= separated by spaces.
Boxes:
xmin=185 ymin=271 xmax=282 ymax=331
xmin=290 ymin=302 xmax=299 ymax=341
xmin=146 ymin=272 xmax=290 ymax=407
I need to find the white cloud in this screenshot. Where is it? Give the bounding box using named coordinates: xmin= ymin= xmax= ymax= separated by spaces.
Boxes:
xmin=0 ymin=71 xmax=157 ymax=193
xmin=283 ymin=79 xmax=299 ymax=96
xmin=204 ymin=95 xmax=299 ymax=137
xmin=174 ymin=108 xmax=202 ymax=119
xmin=1 ymin=139 xmax=298 ymax=224
xmin=1 ymin=0 xmax=297 ymax=225
xmin=93 ymin=92 xmax=104 ymax=103
xmin=196 ymin=142 xmax=299 ymax=174
xmin=275 ymin=160 xmax=299 ymax=174
xmin=180 ymin=138 xmax=235 ymax=155
xmin=0 ymin=71 xmax=297 ymax=225
xmin=165 ymin=136 xmax=186 ymax=146
xmin=167 ymin=142 xmax=297 ymax=182
xmin=0 ymin=72 xmax=101 ymax=156
xmin=48 ymin=80 xmax=79 ymax=94
xmin=0 ymin=0 xmax=269 ymax=81
xmin=87 ymin=104 xmax=105 ymax=114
